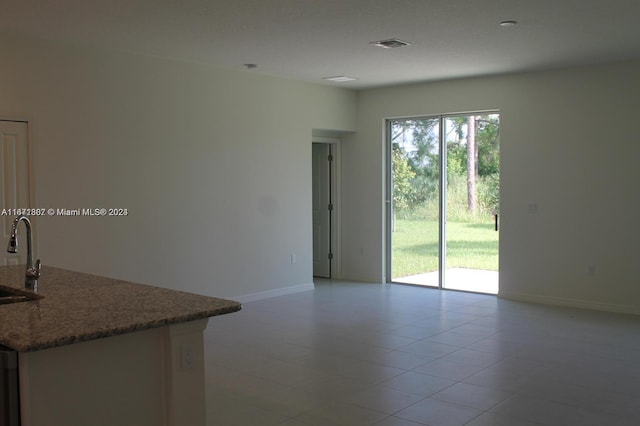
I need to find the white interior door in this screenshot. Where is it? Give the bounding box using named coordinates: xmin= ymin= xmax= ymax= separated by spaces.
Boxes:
xmin=312 ymin=143 xmax=331 ymax=277
xmin=1 ymin=120 xmax=31 ymax=266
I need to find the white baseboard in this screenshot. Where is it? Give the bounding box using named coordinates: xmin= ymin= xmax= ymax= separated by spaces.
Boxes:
xmin=340 ymin=273 xmax=385 ymax=283
xmin=499 ymin=291 xmax=640 ymax=316
xmin=235 ymin=282 xmax=315 ymax=303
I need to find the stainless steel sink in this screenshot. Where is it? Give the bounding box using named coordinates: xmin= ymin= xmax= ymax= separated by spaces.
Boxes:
xmin=0 ymin=287 xmax=42 ymax=305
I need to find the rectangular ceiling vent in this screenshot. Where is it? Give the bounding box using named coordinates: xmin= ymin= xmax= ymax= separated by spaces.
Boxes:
xmin=370 ymin=38 xmax=412 ymax=49
xmin=323 ymin=76 xmax=358 ymax=82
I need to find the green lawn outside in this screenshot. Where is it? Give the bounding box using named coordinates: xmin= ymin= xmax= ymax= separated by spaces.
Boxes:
xmin=392 ymin=219 xmax=499 ymax=279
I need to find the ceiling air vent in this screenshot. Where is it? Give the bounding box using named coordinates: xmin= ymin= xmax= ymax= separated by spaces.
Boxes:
xmin=370 ymin=38 xmax=412 ymax=49
xmin=323 ymin=76 xmax=357 ymax=83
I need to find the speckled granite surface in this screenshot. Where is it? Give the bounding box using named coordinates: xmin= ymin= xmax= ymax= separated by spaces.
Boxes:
xmin=0 ymin=265 xmax=241 ymax=352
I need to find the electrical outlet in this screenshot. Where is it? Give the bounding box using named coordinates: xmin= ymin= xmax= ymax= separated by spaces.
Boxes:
xmin=587 ymin=265 xmax=596 ymax=277
xmin=290 ymin=253 xmax=296 ymax=264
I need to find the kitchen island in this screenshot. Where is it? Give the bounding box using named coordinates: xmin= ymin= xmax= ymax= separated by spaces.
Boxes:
xmin=0 ymin=265 xmax=241 ymax=426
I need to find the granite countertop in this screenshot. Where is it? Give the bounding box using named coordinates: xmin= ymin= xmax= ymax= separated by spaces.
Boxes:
xmin=0 ymin=265 xmax=241 ymax=352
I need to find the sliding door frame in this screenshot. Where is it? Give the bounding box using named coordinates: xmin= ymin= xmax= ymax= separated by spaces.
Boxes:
xmin=385 ymin=110 xmax=498 ymax=290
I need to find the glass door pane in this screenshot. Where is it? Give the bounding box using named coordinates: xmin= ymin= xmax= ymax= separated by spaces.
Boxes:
xmin=389 ymin=117 xmax=441 ymax=287
xmin=443 ymin=114 xmax=500 ymax=293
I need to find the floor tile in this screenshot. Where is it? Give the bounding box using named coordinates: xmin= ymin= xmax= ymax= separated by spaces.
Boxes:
xmin=202 ymin=280 xmax=640 ymax=426
xmin=394 ymin=397 xmax=482 ymax=426
xmin=431 ymin=382 xmax=510 ymax=410
xmin=381 ymin=371 xmax=456 ymax=397
xmin=346 ymin=385 xmax=426 ymax=414
xmin=412 ymin=356 xmax=493 ymax=381
xmin=399 ymin=339 xmax=462 ymax=358
xmin=293 ymin=400 xmax=388 ymax=425
xmin=490 ymin=395 xmax=578 ymax=424
xmin=373 ymin=416 xmax=426 ymax=425
xmin=368 ymin=349 xmax=434 ymax=370
xmin=464 ymin=411 xmax=538 ymax=425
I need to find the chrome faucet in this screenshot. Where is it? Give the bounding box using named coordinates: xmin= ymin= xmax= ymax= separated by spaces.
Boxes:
xmin=6 ymin=215 xmax=41 ymax=290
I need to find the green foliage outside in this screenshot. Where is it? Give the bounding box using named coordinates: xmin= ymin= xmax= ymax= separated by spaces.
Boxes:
xmin=391 ymin=115 xmax=500 ymax=221
xmin=392 ymin=220 xmax=499 ymax=277
xmin=391 ymin=115 xmax=500 ymax=279
xmin=391 ymin=148 xmax=416 ymax=211
xmin=400 ymin=174 xmax=499 ymax=222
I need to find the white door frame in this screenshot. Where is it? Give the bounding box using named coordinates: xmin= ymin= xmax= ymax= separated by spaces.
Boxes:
xmin=1 ymin=117 xmax=38 ymax=263
xmin=312 ymin=136 xmax=341 ymax=279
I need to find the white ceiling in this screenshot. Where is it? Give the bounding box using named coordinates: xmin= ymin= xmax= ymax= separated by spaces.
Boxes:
xmin=2 ymin=0 xmax=640 ymax=89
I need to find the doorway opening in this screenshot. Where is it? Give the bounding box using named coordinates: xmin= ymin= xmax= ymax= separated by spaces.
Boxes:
xmin=387 ymin=113 xmax=500 ymax=294
xmin=312 ymin=138 xmax=341 ymax=279
xmin=1 ymin=119 xmax=33 ymax=266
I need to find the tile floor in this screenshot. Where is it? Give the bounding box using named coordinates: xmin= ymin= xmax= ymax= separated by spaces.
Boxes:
xmin=204 ymin=280 xmax=640 ymax=425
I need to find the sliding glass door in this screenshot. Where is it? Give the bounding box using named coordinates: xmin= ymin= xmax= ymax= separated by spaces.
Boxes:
xmin=388 ymin=113 xmax=500 ymax=294
xmin=389 ymin=117 xmax=442 ymax=287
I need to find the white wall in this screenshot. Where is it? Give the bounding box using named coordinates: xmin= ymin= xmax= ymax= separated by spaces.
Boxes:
xmin=0 ymin=34 xmax=356 ymax=299
xmin=4 ymin=32 xmax=640 ymax=314
xmin=343 ymin=60 xmax=640 ymax=314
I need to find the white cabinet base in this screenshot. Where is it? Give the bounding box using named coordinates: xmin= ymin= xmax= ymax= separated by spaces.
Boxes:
xmin=18 ymin=319 xmax=209 ymax=426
